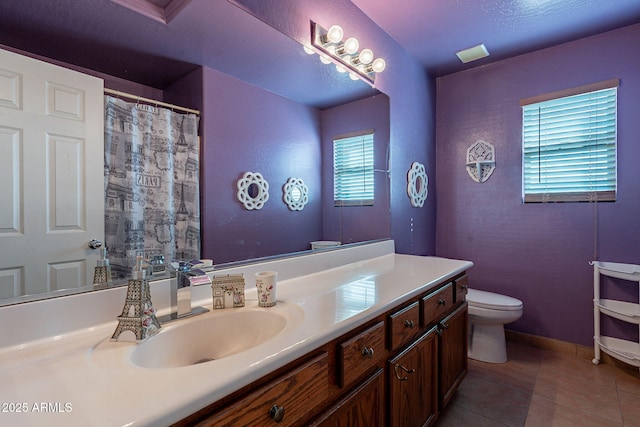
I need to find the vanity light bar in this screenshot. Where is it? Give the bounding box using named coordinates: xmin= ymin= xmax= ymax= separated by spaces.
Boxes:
xmin=310 ymin=21 xmax=385 ymax=85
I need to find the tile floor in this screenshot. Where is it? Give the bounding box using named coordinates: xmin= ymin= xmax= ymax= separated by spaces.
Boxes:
xmin=435 ymin=341 xmax=640 ymax=427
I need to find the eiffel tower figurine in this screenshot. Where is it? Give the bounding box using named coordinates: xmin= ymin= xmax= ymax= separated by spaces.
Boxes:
xmin=111 ymin=256 xmax=161 ymax=341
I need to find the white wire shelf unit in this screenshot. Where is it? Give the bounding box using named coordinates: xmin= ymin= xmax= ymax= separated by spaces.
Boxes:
xmin=592 ymin=261 xmax=640 ymax=371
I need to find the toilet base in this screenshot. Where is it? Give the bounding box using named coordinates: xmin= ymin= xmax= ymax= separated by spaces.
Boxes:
xmin=468 ymin=323 xmax=507 ymax=363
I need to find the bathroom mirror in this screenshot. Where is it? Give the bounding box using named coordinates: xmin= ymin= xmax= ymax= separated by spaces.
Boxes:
xmin=0 ymin=0 xmax=390 ymax=306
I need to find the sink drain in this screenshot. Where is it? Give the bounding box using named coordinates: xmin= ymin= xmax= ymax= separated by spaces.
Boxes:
xmin=192 ymin=358 xmax=215 ymax=365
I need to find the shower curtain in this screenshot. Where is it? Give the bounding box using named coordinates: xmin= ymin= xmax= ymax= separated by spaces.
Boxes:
xmin=104 ymin=95 xmax=200 ymax=279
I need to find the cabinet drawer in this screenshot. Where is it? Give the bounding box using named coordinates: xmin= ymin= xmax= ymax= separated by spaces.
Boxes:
xmin=201 ymin=352 xmax=329 ymax=426
xmin=422 ymin=282 xmax=453 ymax=327
xmin=388 ymin=301 xmax=420 ymax=351
xmin=454 ymin=275 xmax=469 ymax=305
xmin=338 ymin=321 xmax=385 ymax=388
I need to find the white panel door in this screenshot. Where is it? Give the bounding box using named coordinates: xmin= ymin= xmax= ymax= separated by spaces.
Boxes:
xmin=0 ymin=48 xmax=104 ymax=299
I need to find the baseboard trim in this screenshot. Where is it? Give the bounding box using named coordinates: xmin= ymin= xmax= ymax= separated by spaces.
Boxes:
xmin=505 ymin=329 xmax=612 ymax=364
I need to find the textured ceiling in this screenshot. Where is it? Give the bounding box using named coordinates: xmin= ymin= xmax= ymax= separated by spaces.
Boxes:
xmin=0 ymin=0 xmax=638 ymax=108
xmin=352 ymin=0 xmax=640 ymax=76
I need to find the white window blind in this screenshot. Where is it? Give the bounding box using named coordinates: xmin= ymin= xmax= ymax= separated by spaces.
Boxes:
xmin=334 ymin=131 xmax=374 ymax=206
xmin=522 ymin=83 xmax=617 ymax=203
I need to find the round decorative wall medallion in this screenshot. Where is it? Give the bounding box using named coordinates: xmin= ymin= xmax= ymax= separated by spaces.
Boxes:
xmin=407 ymin=161 xmax=428 ymax=208
xmin=283 ymin=177 xmax=309 ymax=211
xmin=236 ymin=171 xmax=269 ymax=210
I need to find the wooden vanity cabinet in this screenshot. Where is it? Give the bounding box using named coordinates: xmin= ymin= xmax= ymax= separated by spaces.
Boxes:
xmin=388 ymin=301 xmax=421 ymax=352
xmin=175 ymin=272 xmax=469 ymax=427
xmin=338 ymin=321 xmax=386 ymax=388
xmin=437 ymin=302 xmax=468 ymax=410
xmin=183 ymin=352 xmax=329 ymax=427
xmin=454 ymin=275 xmax=469 ymax=305
xmin=388 ymin=327 xmax=438 ymax=427
xmin=310 ymin=368 xmax=385 ymax=427
xmin=422 ymin=282 xmax=454 ymax=327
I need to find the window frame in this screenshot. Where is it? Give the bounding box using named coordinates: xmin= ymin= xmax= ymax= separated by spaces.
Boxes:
xmin=520 ymin=79 xmax=619 ymax=203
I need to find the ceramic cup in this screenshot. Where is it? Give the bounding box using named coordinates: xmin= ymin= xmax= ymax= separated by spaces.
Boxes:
xmin=255 ymin=271 xmax=277 ymax=307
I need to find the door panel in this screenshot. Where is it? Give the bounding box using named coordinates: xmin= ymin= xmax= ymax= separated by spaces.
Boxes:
xmin=0 ymin=48 xmax=104 ymax=298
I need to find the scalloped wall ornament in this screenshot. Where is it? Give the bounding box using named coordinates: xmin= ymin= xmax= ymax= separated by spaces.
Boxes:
xmin=407 ymin=161 xmax=428 ymax=208
xmin=465 ymin=140 xmax=496 ymax=183
xmin=236 ymin=171 xmax=270 ymax=210
xmin=282 ymin=177 xmax=309 ymax=211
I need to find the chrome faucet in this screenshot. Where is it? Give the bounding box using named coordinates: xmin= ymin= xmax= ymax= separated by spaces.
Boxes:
xmin=159 ymin=264 xmax=210 ymax=323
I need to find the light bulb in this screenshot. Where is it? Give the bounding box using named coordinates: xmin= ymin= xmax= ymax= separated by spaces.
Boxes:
xmin=349 ymin=73 xmax=360 ymax=81
xmin=357 ymin=48 xmax=374 ymax=65
xmin=343 ymin=37 xmax=359 ymax=54
xmin=336 ymin=65 xmax=347 ymax=73
xmin=371 ymin=58 xmax=386 ymax=73
xmin=303 ymin=45 xmax=315 ymax=55
xmin=319 ymin=55 xmax=331 ymax=64
xmin=325 ymin=25 xmax=343 ymax=44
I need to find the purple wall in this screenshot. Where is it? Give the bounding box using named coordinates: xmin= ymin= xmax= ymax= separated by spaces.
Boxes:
xmin=231 ymin=0 xmax=437 ymax=256
xmin=435 ymin=24 xmax=640 ymax=346
xmin=167 ymin=68 xmax=392 ymax=262
xmin=198 ymin=67 xmax=323 ymax=264
xmin=321 ymin=94 xmax=391 ymax=244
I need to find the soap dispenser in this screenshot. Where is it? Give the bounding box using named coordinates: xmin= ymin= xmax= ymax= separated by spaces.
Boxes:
xmin=92 ymin=247 xmax=113 ymax=287
xmin=111 ymin=255 xmax=161 ymax=342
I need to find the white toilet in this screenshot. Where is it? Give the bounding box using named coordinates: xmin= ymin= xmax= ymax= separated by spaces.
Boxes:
xmin=466 ymin=288 xmax=523 ymax=363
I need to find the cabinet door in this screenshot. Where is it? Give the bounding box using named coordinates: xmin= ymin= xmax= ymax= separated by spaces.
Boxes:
xmin=438 ymin=302 xmax=468 ymax=410
xmin=388 ymin=327 xmax=438 ymax=427
xmin=310 ymin=368 xmax=384 ymax=427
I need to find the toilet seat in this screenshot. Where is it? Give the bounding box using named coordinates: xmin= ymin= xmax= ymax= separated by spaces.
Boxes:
xmin=467 ymin=288 xmax=522 ymax=311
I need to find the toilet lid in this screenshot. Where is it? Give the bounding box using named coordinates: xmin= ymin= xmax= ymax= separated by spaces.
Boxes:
xmin=466 ymin=288 xmax=523 ymax=311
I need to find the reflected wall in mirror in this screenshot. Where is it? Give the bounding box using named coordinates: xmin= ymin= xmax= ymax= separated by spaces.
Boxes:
xmin=0 ymin=0 xmax=390 ymax=306
xmin=197 ymin=64 xmax=390 ymax=264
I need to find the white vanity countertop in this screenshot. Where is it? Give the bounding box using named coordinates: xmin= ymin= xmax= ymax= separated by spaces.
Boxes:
xmin=0 ymin=253 xmax=472 ymax=427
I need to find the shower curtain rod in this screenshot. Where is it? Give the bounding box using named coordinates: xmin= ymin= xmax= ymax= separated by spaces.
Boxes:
xmin=104 ymin=88 xmax=200 ymax=115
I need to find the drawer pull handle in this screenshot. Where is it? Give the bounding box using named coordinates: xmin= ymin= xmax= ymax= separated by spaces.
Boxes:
xmin=460 ymin=284 xmax=468 ymax=290
xmin=394 ymin=363 xmax=415 ymax=381
xmin=269 ymin=405 xmax=285 ymax=422
xmin=438 ymin=298 xmax=446 ymax=305
xmin=436 ymin=322 xmax=449 ymax=335
xmin=404 ymin=319 xmax=415 ymax=328
xmin=362 ymin=346 xmax=375 ymax=359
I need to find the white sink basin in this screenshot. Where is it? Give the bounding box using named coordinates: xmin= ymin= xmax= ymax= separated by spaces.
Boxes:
xmin=130 ymin=305 xmax=298 ymax=369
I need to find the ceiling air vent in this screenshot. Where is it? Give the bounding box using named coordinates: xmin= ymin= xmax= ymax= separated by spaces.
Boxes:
xmin=455 ymin=43 xmax=490 ymax=63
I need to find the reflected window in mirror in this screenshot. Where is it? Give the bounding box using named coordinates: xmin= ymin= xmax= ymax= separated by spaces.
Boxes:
xmin=333 ymin=130 xmax=374 ymax=207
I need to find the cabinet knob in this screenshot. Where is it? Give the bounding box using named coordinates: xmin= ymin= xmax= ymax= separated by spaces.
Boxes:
xmin=269 ymin=405 xmax=285 ymax=422
xmin=361 ymin=346 xmax=375 ymax=359
xmin=438 ymin=298 xmax=446 ymax=305
xmin=394 ymin=363 xmax=415 ymax=381
xmin=404 ymin=319 xmax=415 ymax=328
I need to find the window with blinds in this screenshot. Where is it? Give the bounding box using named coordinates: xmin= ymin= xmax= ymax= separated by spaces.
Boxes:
xmin=521 ymin=80 xmax=618 ymax=203
xmin=333 ymin=131 xmax=374 ymax=206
